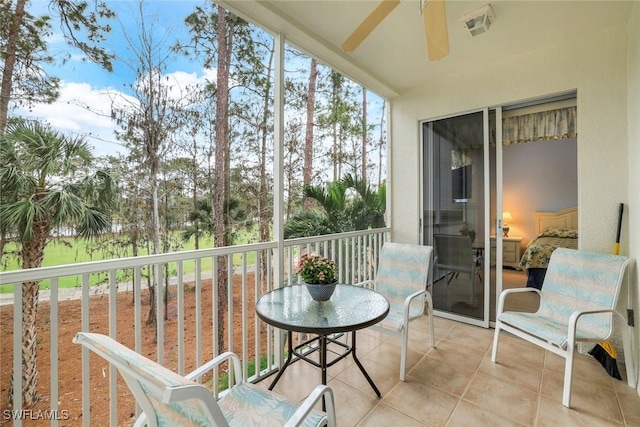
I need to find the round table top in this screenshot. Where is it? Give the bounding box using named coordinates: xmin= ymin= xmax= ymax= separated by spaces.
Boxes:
xmin=255 ymin=284 xmax=389 ymax=334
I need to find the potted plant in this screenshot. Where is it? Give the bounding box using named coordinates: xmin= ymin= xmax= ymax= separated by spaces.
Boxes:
xmin=296 ymin=253 xmax=338 ymax=301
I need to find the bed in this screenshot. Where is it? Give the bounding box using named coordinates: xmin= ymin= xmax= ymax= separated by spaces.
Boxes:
xmin=519 ymin=207 xmax=578 ymax=289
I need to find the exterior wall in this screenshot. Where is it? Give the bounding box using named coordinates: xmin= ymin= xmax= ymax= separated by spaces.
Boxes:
xmin=627 ymin=0 xmax=640 ymax=395
xmin=390 ymin=12 xmax=639 ymax=393
xmin=390 ymin=24 xmax=629 ymax=254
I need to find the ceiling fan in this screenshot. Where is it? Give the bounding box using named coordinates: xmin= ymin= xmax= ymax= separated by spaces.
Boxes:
xmin=341 ymin=0 xmax=449 ymax=61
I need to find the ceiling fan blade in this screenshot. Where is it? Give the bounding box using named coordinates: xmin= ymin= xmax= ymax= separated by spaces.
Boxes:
xmin=342 ymin=0 xmax=401 ymax=52
xmin=424 ymin=0 xmax=449 ymax=61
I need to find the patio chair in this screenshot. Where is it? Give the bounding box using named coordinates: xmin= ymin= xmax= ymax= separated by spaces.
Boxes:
xmin=355 ymin=242 xmax=435 ymax=381
xmin=73 ymin=332 xmax=336 ymax=426
xmin=433 ymin=234 xmax=483 ymax=306
xmin=491 ymin=248 xmax=636 ymax=408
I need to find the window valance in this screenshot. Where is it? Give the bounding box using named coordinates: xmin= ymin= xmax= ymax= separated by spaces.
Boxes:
xmin=502 ymin=106 xmax=577 ymax=145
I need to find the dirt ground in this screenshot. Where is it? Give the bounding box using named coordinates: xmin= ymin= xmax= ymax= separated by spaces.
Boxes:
xmin=0 ymin=274 xmax=263 ymax=426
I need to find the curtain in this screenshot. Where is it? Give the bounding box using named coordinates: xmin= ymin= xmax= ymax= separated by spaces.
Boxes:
xmin=502 ymin=106 xmax=577 ymax=145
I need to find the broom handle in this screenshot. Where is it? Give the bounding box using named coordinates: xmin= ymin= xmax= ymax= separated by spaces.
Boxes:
xmin=614 ymin=203 xmax=623 ymax=255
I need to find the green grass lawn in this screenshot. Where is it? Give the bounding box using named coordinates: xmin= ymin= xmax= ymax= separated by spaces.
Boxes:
xmin=0 ymin=229 xmax=260 ymax=293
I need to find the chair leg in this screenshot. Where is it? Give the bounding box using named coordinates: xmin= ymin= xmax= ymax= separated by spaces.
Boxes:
xmin=621 ymin=324 xmax=637 ymax=389
xmin=562 ymin=345 xmax=575 ymax=407
xmin=426 ymin=292 xmax=435 ymax=348
xmin=491 ymin=322 xmax=501 ymax=362
xmin=400 ymin=327 xmax=409 ymax=381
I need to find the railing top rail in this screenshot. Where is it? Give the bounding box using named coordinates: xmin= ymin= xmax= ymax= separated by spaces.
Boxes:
xmin=0 ymin=241 xmax=277 ymax=284
xmin=283 ymin=227 xmax=390 ymax=247
xmin=0 ymin=228 xmax=390 ymax=284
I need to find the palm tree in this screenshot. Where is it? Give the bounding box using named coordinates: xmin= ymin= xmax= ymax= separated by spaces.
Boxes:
xmin=284 ymin=174 xmax=386 ymax=239
xmin=182 ymin=197 xmax=252 ymax=245
xmin=0 ymin=120 xmax=116 ymax=407
xmin=341 ymin=173 xmax=386 ymax=230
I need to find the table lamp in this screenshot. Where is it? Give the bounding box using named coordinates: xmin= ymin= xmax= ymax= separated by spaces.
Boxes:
xmin=502 ymin=212 xmax=513 ymax=237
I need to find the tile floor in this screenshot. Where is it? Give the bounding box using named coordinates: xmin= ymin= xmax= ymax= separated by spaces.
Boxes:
xmin=255 ymin=316 xmax=640 ymax=426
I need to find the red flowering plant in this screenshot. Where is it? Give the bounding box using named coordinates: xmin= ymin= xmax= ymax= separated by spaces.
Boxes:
xmin=296 ymin=253 xmax=338 ymax=284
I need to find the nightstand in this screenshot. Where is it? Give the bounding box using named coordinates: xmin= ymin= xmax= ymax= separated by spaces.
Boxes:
xmin=490 ymin=236 xmax=523 ymax=269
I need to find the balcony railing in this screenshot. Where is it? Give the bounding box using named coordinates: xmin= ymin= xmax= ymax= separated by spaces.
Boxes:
xmin=0 ymin=228 xmax=389 ymax=426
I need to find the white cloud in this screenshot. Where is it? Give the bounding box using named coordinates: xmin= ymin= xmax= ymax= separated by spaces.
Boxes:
xmin=14 ymin=68 xmax=218 ymax=157
xmin=134 ymin=68 xmax=218 ymax=105
xmin=16 ymin=81 xmax=133 ymax=157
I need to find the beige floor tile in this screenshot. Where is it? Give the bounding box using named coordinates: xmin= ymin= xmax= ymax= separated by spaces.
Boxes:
xmin=357 ymin=402 xmax=426 ymax=426
xmin=363 ymin=339 xmax=424 ymax=376
xmin=407 ymin=327 xmax=437 ymax=355
xmin=441 ymin=323 xmax=495 ymax=350
xmin=535 ymin=395 xmax=622 ymax=427
xmin=265 ymin=359 xmax=323 ymax=403
xmin=383 ymin=380 xmax=458 ymax=426
xmin=463 ymin=371 xmax=538 ymax=425
xmin=408 ymin=354 xmax=476 ymax=397
xmin=432 ymin=317 xmax=458 ymax=340
xmin=491 ymin=334 xmax=546 ymax=368
xmin=354 ymin=328 xmax=389 ymax=353
xmin=257 ymin=317 xmax=640 ymax=426
xmin=446 ymin=400 xmax=528 ymax=427
xmin=617 ymin=390 xmax=640 ymax=426
xmin=424 ymin=337 xmax=486 ymax=372
xmin=540 ymin=369 xmax=622 ymax=423
xmin=335 ymin=357 xmax=399 ymax=398
xmin=477 ymin=353 xmax=542 ymax=393
xmin=326 ymin=378 xmax=380 ymax=426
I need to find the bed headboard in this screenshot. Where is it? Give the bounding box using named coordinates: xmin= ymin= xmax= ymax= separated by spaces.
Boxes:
xmin=533 ymin=207 xmax=578 ymax=235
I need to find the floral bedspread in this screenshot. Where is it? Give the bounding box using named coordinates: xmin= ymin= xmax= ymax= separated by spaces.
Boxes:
xmin=518 ymin=228 xmax=578 ymax=271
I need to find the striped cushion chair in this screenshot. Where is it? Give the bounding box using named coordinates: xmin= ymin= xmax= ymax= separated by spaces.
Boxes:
xmin=356 ymin=242 xmax=435 ymax=381
xmin=491 ymin=248 xmax=636 ymax=408
xmin=73 ymin=332 xmax=336 ymax=426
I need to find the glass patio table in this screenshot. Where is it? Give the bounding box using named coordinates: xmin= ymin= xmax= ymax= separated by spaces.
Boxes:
xmin=255 ymin=283 xmax=389 ymax=397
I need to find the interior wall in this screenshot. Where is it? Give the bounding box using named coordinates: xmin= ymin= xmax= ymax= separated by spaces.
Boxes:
xmin=627 ymin=0 xmax=640 ymax=395
xmin=502 ymin=138 xmax=578 ymax=245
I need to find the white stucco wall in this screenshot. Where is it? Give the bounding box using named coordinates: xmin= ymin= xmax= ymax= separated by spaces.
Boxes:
xmin=627 ymin=0 xmax=640 ymax=393
xmin=389 ymin=11 xmax=639 ymax=392
xmin=390 ymin=24 xmax=629 ymax=254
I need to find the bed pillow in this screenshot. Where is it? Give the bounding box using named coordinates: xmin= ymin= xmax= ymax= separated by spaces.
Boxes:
xmin=539 ymin=228 xmax=578 ymax=239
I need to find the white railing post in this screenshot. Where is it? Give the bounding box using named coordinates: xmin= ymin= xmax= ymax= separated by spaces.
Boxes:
xmin=0 ymin=229 xmax=388 ymax=426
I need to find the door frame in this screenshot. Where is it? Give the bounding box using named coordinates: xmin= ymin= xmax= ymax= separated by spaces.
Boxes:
xmin=420 ymin=108 xmax=494 ymax=328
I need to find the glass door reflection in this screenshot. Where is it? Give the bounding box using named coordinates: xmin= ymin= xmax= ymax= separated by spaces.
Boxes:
xmin=422 ymin=111 xmax=489 ymax=326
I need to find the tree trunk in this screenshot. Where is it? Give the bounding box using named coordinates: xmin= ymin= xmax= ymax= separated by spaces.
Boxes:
xmin=303 ymin=58 xmax=318 ymax=209
xmin=147 ymin=169 xmax=161 ymax=327
xmin=259 ymin=41 xmax=275 ymax=288
xmin=378 ymin=101 xmax=386 ymax=187
xmin=214 ymin=7 xmax=232 ymax=354
xmin=192 ymin=136 xmax=200 ymax=250
xmin=19 ymin=281 xmax=39 ymax=408
xmin=362 ymin=89 xmax=367 ymax=179
xmin=0 ymin=0 xmax=26 ymax=131
xmin=11 ymin=220 xmax=49 ymax=408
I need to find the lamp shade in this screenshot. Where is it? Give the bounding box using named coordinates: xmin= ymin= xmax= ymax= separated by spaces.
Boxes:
xmin=502 ymin=212 xmax=513 ymax=223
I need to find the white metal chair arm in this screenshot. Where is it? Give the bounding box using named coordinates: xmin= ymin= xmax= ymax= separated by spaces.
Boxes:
xmin=353 ymin=279 xmax=374 ymax=289
xmin=184 ymin=351 xmax=243 ymax=384
xmin=496 ymin=286 xmax=541 ymax=314
xmin=567 ymin=308 xmax=624 ymax=343
xmin=285 ymin=384 xmax=336 ymax=427
xmin=404 ymin=289 xmax=427 ymax=321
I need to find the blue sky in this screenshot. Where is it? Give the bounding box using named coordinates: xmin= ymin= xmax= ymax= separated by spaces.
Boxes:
xmin=19 ymin=1 xmax=209 ymax=156
xmin=17 ymin=1 xmax=386 ymax=167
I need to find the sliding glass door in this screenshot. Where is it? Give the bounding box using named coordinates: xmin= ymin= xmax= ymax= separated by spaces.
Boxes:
xmin=422 ymin=110 xmax=495 ymax=327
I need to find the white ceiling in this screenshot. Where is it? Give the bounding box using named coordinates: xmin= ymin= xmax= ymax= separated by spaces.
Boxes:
xmin=218 ymin=1 xmax=634 ymax=98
